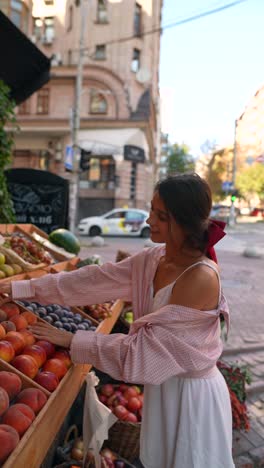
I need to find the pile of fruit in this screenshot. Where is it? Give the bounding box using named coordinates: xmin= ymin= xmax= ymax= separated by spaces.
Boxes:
xmin=0 ymin=234 xmax=53 ymax=277
xmin=69 ymin=440 xmax=127 ymax=468
xmin=0 ymin=302 xmax=72 ymax=392
xmin=97 ymin=384 xmax=143 ymax=423
xmin=83 ymin=303 xmax=113 ymax=322
xmin=17 ymin=300 xmax=98 ymax=333
xmin=0 ymin=370 xmax=48 ymax=464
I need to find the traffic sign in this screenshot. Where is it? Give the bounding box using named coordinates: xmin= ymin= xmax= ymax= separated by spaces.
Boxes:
xmin=222 ymin=181 xmax=234 ymax=192
xmin=65 ymin=145 xmax=73 ymax=171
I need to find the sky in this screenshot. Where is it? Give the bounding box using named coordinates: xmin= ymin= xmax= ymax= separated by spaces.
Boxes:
xmin=160 ymin=0 xmax=264 ymax=156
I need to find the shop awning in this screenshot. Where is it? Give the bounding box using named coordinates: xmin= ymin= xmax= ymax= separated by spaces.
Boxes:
xmin=0 ymin=11 xmax=50 ymax=104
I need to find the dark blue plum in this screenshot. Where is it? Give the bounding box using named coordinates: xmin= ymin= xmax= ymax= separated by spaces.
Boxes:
xmin=70 ymin=323 xmax=78 ymax=332
xmin=77 ymin=324 xmax=86 ymax=330
xmin=54 ymin=321 xmax=63 ymax=328
xmin=62 ymin=323 xmax=71 ymax=331
xmin=89 ymin=326 xmax=97 ymax=331
xmin=44 ymin=316 xmax=53 ymax=324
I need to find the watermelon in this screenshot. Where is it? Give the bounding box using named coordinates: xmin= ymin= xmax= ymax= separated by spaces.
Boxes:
xmin=48 ymin=229 xmax=80 ymax=255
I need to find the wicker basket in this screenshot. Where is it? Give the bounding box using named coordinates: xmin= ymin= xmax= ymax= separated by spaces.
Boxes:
xmin=107 ymin=419 xmax=141 ymax=462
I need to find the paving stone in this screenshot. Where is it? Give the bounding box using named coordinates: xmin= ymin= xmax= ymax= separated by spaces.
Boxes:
xmin=232 ymin=432 xmax=255 ymax=456
xmin=234 ymin=455 xmax=254 ymax=468
xmin=243 ymin=427 xmax=264 ymax=448
xmin=249 ymin=446 xmax=264 ymax=466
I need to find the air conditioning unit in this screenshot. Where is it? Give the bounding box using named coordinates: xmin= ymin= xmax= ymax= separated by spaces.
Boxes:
xmin=42 ymin=33 xmax=54 ymax=45
xmin=51 ymin=53 xmax=62 ymax=66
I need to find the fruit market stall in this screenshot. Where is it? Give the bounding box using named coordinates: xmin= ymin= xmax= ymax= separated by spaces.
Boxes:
xmin=0 ymin=224 xmax=125 ymax=467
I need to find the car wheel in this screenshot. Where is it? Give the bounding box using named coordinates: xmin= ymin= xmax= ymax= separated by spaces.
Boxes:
xmin=140 ymin=227 xmax=150 ymax=238
xmin=89 ymin=226 xmax=102 ymax=237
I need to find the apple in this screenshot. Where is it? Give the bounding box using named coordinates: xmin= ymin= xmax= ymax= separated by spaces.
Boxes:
xmin=98 ymin=394 xmax=107 ymax=404
xmin=123 ymin=387 xmax=138 ymax=400
xmin=127 ymin=397 xmax=141 ymax=412
xmin=101 ymin=384 xmax=114 ymax=397
xmin=118 ymin=384 xmax=129 ymax=393
xmin=124 ymin=412 xmax=138 ymax=423
xmin=113 ymin=405 xmax=128 ymax=421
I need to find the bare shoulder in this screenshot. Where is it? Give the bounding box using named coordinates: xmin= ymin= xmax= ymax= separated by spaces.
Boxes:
xmin=169 ymin=261 xmax=220 ymax=310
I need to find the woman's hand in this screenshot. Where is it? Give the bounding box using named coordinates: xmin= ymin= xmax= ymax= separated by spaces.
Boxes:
xmin=29 ymin=322 xmax=73 ymax=349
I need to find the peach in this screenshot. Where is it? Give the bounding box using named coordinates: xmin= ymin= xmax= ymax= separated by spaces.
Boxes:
xmin=2 ymin=403 xmax=35 ymax=437
xmin=0 ymin=303 xmax=20 ymax=319
xmin=0 ymin=387 xmax=9 ymax=416
xmin=21 ymin=311 xmax=37 ymax=325
xmin=35 ymin=340 xmax=56 ymax=359
xmin=19 ymin=329 xmax=36 ymax=346
xmin=42 ymin=358 xmax=68 ymax=380
xmin=0 ymin=324 xmax=6 ymax=340
xmin=0 ymin=340 xmax=15 ymax=362
xmin=11 ymin=355 xmax=39 ymax=379
xmin=22 ymin=345 xmax=47 ymax=368
xmin=16 ymin=388 xmax=47 ymax=414
xmin=0 ymin=371 xmax=22 ymax=400
xmin=1 ymin=321 xmax=16 ymax=333
xmin=9 ymin=315 xmax=28 ymax=331
xmin=0 ymin=309 xmax=7 ymax=322
xmin=0 ymin=424 xmax=20 ymax=464
xmin=53 ymin=350 xmax=72 ymax=369
xmin=5 ymin=331 xmax=26 ymax=355
xmin=35 ymin=371 xmax=59 ymax=392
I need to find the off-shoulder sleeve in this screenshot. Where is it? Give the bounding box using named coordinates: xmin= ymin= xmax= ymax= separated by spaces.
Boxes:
xmin=11 ymin=255 xmax=134 ymax=306
xmin=70 ymin=304 xmax=222 ymax=385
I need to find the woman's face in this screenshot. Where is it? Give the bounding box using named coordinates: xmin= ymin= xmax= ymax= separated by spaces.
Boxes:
xmin=146 ymin=191 xmax=185 ymax=245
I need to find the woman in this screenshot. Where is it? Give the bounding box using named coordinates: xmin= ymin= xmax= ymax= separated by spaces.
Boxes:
xmin=0 ymin=174 xmax=234 ymax=467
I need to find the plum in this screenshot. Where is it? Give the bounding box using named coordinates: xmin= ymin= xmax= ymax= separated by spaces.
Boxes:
xmin=54 ymin=321 xmax=63 ymax=328
xmin=62 ymin=323 xmax=71 ymax=331
xmin=61 ymin=317 xmax=68 ymax=323
xmin=83 ymin=319 xmax=92 ymax=327
xmin=70 ymin=323 xmax=78 ymax=332
xmin=49 ymin=313 xmax=60 ymax=322
xmin=77 ymin=324 xmax=86 ymax=331
xmin=37 ymin=308 xmax=47 ymax=316
xmin=44 ymin=316 xmax=53 ymax=324
xmin=90 ymin=326 xmax=97 ymax=331
xmin=67 ymin=311 xmax=74 ymax=318
xmin=45 ymin=306 xmax=54 ymax=314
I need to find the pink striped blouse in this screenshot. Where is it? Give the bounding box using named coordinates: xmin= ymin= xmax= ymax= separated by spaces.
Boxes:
xmin=11 ymin=246 xmax=229 ymax=385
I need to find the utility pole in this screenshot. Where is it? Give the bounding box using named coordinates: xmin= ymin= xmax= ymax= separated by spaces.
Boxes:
xmin=69 ymin=0 xmax=88 ymax=233
xmin=229 ymin=119 xmax=237 ymax=227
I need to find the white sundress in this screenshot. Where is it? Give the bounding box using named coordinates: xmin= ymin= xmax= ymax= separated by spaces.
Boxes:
xmin=139 ymin=261 xmax=235 ymax=468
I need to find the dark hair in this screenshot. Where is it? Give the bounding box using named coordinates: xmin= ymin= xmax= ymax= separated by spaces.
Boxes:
xmin=155 ymin=173 xmax=212 ymax=253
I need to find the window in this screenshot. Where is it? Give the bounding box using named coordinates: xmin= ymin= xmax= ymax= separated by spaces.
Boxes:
xmin=105 ymin=211 xmax=126 ymax=219
xmin=68 ymin=5 xmax=73 ymax=31
xmin=18 ymin=100 xmax=30 ymax=115
xmin=2 ymin=0 xmax=29 ymax=33
xmin=131 ymin=48 xmax=140 ymax=72
xmin=37 ymin=88 xmax=50 ymax=114
xmin=44 ymin=0 xmax=54 ymax=4
xmin=134 ymin=3 xmax=142 ymax=36
xmin=97 ymin=0 xmax=108 ymax=23
xmin=44 ymin=17 xmax=54 ymax=43
xmin=94 ymin=44 xmax=106 ymax=60
xmin=33 ymin=17 xmax=43 ymax=39
xmin=90 ymin=91 xmax=108 ymax=114
xmin=79 ymin=157 xmax=115 ymax=189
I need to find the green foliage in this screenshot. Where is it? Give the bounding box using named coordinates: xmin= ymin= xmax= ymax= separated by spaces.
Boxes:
xmin=166 ymin=143 xmax=195 ymax=175
xmin=236 ymin=164 xmax=264 ymax=202
xmin=0 ymin=81 xmax=17 ymax=223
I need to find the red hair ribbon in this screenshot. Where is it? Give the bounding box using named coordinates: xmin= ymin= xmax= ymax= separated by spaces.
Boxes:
xmin=206 ymin=219 xmax=226 ymax=263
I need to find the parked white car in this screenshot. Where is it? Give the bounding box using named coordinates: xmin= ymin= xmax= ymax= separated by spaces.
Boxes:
xmin=78 ymin=208 xmax=150 ymax=237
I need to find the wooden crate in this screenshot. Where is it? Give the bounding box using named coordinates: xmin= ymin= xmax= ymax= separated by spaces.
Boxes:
xmin=0 ymin=224 xmax=76 ymax=265
xmin=3 ymin=299 xmax=124 ymax=468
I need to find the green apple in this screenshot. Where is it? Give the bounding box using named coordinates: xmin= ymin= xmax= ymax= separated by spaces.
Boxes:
xmin=0 ymin=253 xmax=5 ymax=265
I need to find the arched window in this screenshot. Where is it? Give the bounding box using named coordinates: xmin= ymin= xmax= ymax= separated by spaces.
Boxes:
xmin=90 ymin=91 xmax=108 ymax=114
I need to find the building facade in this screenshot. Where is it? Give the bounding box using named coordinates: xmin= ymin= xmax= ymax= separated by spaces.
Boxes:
xmin=3 ymin=0 xmax=163 ymax=219
xmin=236 ymin=85 xmax=264 ymax=169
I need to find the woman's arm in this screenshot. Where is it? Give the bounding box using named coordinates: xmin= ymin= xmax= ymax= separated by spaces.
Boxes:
xmin=2 ymin=254 xmax=135 ymax=306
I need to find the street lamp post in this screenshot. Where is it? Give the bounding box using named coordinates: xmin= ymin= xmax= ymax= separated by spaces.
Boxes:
xmin=69 ymin=0 xmax=88 ymax=233
xmin=229 ymin=119 xmax=237 ymax=227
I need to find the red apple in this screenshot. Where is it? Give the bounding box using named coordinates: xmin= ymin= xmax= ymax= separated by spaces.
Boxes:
xmin=118 ymin=384 xmax=129 ymax=393
xmin=101 ymin=384 xmax=114 ymax=397
xmin=98 ymin=394 xmax=107 ymax=404
xmin=123 ymin=387 xmax=138 ymax=400
xmin=125 ymin=412 xmax=138 ymax=423
xmin=113 ymin=405 xmax=128 ymax=421
xmin=127 ymin=397 xmax=141 ymax=412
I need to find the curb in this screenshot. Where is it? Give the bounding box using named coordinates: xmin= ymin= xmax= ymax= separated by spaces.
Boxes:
xmin=223 ymin=344 xmax=264 ymax=356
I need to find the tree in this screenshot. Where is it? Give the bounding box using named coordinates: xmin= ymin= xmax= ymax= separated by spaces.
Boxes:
xmin=236 ymin=164 xmax=264 ymax=203
xmin=206 ymin=147 xmax=234 ymax=201
xmin=0 ymin=80 xmax=17 ymax=223
xmin=166 ymin=143 xmax=195 ymax=175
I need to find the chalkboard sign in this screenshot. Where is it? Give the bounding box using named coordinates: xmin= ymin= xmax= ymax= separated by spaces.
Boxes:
xmin=5 ymin=169 xmax=69 ymax=234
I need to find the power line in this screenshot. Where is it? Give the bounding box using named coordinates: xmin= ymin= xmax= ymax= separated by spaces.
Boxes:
xmin=81 ymin=0 xmax=249 ymax=53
